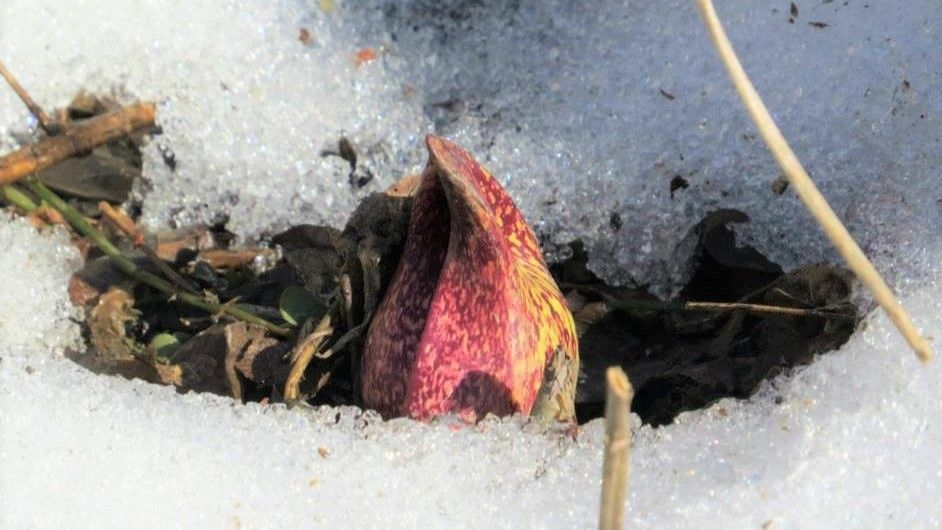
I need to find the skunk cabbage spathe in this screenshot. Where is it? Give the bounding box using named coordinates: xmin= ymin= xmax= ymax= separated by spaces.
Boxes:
xmin=361 ymin=135 xmax=578 ymax=422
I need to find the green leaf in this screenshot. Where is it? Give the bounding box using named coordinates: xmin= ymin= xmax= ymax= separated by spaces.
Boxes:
xmin=148 ymin=332 xmax=182 ymax=363
xmin=279 ymin=285 xmax=326 ymax=327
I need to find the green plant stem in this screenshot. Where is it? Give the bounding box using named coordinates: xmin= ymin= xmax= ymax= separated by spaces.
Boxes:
xmin=25 ymin=178 xmax=290 ymax=337
xmin=1 ymin=184 xmax=38 ymax=212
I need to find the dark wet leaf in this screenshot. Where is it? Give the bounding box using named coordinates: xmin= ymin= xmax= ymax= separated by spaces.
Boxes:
xmin=680 ymin=209 xmax=782 ymax=302
xmin=191 ymin=260 xmax=228 ymax=290
xmin=39 ymin=92 xmax=142 ymax=203
xmin=338 ymin=192 xmax=411 ymax=324
xmin=37 ymin=144 xmax=138 ymax=203
xmin=167 ymin=325 xmax=232 ymax=396
xmin=568 ymin=211 xmax=857 ymax=426
xmin=273 ymin=225 xmax=343 ymax=297
xmin=279 ymin=285 xmax=327 ymax=326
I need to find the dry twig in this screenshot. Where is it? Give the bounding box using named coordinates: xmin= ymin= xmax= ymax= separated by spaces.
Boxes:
xmin=599 ymin=367 xmax=634 ymax=530
xmin=0 ymin=61 xmax=53 ymax=211
xmin=283 ymin=307 xmax=367 ymax=402
xmin=0 ymin=102 xmax=156 ymax=185
xmin=612 ymin=297 xmax=853 ymax=320
xmin=198 ymin=248 xmax=274 ymax=269
xmin=565 ymin=283 xmax=855 ymax=321
xmin=98 ymin=201 xmax=144 ymax=246
xmin=0 ymin=60 xmax=54 ymax=133
xmin=695 ymin=0 xmax=932 ymax=362
xmin=99 ymin=201 xmax=199 ymax=294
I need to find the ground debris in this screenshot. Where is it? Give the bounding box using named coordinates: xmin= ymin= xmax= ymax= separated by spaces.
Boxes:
xmin=9 ymin=93 xmax=859 ymax=427
xmin=560 ymin=210 xmax=858 ymax=425
xmin=161 ymin=322 xmax=290 ymax=400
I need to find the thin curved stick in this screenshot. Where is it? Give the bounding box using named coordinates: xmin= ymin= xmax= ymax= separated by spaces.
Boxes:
xmin=695 ymin=0 xmax=932 ymax=362
xmin=0 ymin=60 xmax=53 ymax=133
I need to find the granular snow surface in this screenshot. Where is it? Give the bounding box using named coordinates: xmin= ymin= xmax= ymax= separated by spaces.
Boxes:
xmin=1 ymin=1 xmax=940 ymax=528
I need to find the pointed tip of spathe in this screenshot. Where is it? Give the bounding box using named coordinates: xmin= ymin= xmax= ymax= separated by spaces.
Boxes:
xmin=422 ymin=134 xmax=488 ymax=209
xmin=424 ymin=133 xmax=449 ymax=153
xmin=424 ymin=134 xmax=465 ymax=174
xmin=424 ymin=135 xmax=485 ymax=184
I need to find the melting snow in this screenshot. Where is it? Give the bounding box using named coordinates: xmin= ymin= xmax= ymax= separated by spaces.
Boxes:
xmin=1 ymin=1 xmax=940 ymax=528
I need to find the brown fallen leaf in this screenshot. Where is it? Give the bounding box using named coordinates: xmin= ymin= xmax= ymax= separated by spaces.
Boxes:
xmin=88 ymin=286 xmax=140 ymax=361
xmin=154 ymin=362 xmax=184 ymax=386
xmin=166 ymin=324 xmax=234 ymax=396
xmin=69 ymin=256 xmax=139 ymax=308
xmin=224 ymin=321 xmax=285 ymax=400
xmin=231 ymin=325 xmax=284 ymax=386
xmin=385 ymin=173 xmax=420 ymax=197
xmin=169 ymin=322 xmax=289 ymax=400
xmin=68 ymin=274 xmax=101 ymax=307
xmin=68 ymin=284 xmax=166 ymax=383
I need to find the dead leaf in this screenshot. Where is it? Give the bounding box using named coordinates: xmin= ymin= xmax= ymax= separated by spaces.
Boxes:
xmin=385 ymin=173 xmax=420 ymax=197
xmin=70 ymin=256 xmax=139 ymax=308
xmin=225 ymin=322 xmax=286 ymax=399
xmin=154 ymin=362 xmax=183 ymax=386
xmin=272 ymin=225 xmax=343 ymax=299
xmin=171 ymin=324 xmax=236 ymax=396
xmin=569 ymin=210 xmax=857 ymax=425
xmin=88 ymin=286 xmax=139 ymax=361
xmin=68 ymin=274 xmax=101 ymax=307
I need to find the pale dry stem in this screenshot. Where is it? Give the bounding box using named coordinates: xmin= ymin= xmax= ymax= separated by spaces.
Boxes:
xmin=695 ymin=0 xmax=932 ymax=362
xmin=599 ymin=366 xmax=634 ymax=530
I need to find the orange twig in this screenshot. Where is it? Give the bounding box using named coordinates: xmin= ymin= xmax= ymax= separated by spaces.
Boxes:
xmin=99 ymin=201 xmax=144 ymax=247
xmin=199 ymin=248 xmax=274 ymax=269
xmin=0 ymin=102 xmax=156 ymax=185
xmin=98 ymin=201 xmax=199 ymax=294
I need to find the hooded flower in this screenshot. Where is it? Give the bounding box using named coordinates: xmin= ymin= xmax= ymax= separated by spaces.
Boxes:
xmin=361 ymin=135 xmax=578 ymax=422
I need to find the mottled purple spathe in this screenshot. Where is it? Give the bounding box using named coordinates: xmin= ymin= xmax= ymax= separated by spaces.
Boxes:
xmin=361 ymin=136 xmax=578 ymax=422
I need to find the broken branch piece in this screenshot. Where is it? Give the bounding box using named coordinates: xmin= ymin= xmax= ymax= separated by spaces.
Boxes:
xmin=599 ymin=366 xmax=634 ymax=530
xmin=0 ymin=102 xmax=156 ymax=185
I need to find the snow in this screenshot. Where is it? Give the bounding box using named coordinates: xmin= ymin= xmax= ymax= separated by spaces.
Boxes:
xmin=1 ymin=1 xmax=941 ymax=528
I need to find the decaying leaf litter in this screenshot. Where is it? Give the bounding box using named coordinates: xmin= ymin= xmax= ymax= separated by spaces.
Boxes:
xmin=0 ymin=78 xmax=861 ymax=426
